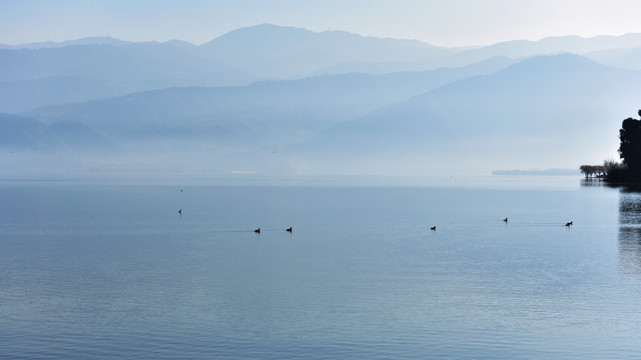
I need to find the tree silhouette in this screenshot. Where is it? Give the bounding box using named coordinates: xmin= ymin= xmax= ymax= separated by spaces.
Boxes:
xmin=619 ymin=111 xmax=641 ymax=170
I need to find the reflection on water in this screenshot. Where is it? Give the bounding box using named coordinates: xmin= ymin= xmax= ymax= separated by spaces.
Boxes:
xmin=580 ymin=178 xmax=607 ymax=187
xmin=581 ymin=178 xmax=641 ymax=276
xmin=618 ymin=189 xmax=641 ymax=276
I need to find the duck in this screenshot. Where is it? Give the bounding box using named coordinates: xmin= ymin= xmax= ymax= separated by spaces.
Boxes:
xmin=286 ymin=227 xmax=293 ymax=232
xmin=430 ymin=226 xmax=436 ymax=231
xmin=565 ymin=221 xmax=573 ymax=227
xmin=254 ymin=228 xmax=261 ymax=233
xmin=503 ymin=218 xmax=508 ymax=222
xmin=178 ymin=209 xmax=182 ymax=215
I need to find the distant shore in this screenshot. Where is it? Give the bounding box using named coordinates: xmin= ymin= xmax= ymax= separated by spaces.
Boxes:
xmin=492 ymin=169 xmax=580 ymax=176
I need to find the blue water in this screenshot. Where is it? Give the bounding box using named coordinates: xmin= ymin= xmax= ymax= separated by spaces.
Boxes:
xmin=2 ymin=178 xmax=641 ymax=359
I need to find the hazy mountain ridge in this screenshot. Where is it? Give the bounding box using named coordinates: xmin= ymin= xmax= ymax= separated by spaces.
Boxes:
xmin=310 ymin=55 xmax=517 ymax=76
xmin=25 ymin=61 xmax=513 ymax=152
xmin=0 ymin=42 xmax=254 ymax=113
xmin=3 ymin=25 xmax=641 ymax=177
xmin=0 ymin=24 xmax=463 ymax=112
xmin=309 ymin=32 xmax=641 ymax=75
xmin=0 ymin=76 xmax=143 ymax=114
xmin=200 ymin=23 xmax=462 ymax=79
xmin=585 ymin=46 xmax=641 ymax=70
xmin=296 ymin=54 xmax=641 ymax=175
xmin=0 ymin=36 xmax=132 ymax=49
xmin=0 ymin=43 xmax=252 ymax=83
xmin=461 ymin=33 xmax=641 ymax=59
xmin=0 ymin=113 xmax=118 ymax=154
xmin=0 ymin=113 xmax=62 ymax=152
xmin=3 ymin=24 xmax=641 ymax=113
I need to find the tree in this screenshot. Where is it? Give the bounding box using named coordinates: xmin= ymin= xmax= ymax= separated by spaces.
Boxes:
xmin=580 ymin=165 xmax=597 ymax=178
xmin=618 ymin=111 xmax=641 ymax=170
xmin=580 ymin=163 xmax=609 ymax=178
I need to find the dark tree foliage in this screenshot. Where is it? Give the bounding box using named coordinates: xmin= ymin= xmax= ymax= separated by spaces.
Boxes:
xmin=619 ymin=110 xmax=641 ymax=170
xmin=580 ymin=164 xmax=606 ymax=178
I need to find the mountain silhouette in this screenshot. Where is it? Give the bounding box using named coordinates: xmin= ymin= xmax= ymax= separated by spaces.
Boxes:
xmin=295 ymin=54 xmax=641 ymax=174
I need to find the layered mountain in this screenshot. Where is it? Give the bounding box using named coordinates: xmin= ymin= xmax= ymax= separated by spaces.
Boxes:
xmin=311 ymin=33 xmax=641 ymax=75
xmin=448 ymin=33 xmax=641 ymax=62
xmin=0 ymin=113 xmax=117 ymax=154
xmin=0 ymin=25 xmax=462 ymax=112
xmin=0 ymin=113 xmax=62 ymax=152
xmin=0 ymin=42 xmax=253 ymax=113
xmin=296 ymin=54 xmax=641 ymax=175
xmin=3 ymin=25 xmax=641 ymax=177
xmin=14 ymin=54 xmax=638 ymax=176
xmin=3 ymin=24 xmax=641 ymax=114
xmin=0 ymin=76 xmax=140 ymax=114
xmin=25 ymin=60 xmax=512 ymax=149
xmin=586 ymin=46 xmax=641 ymax=70
xmin=200 ymin=23 xmax=461 ymax=79
xmin=0 ymin=36 xmax=132 ymax=49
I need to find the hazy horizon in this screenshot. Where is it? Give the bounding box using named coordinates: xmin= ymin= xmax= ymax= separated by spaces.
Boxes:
xmin=3 ymin=1 xmax=641 ymax=47
xmin=3 ymin=2 xmax=641 ymax=181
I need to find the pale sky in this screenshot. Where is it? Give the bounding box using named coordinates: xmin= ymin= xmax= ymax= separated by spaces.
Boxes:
xmin=2 ymin=0 xmax=641 ymax=47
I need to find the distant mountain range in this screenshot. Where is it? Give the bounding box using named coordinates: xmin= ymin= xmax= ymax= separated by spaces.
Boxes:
xmin=3 ymin=25 xmax=641 ymax=113
xmin=0 ymin=42 xmax=253 ymax=111
xmin=296 ymin=54 xmax=641 ymax=174
xmin=2 ymin=24 xmax=641 ymax=178
xmin=198 ymin=24 xmax=461 ymax=79
xmin=0 ymin=36 xmax=133 ymax=49
xmin=23 ymin=58 xmax=512 ymax=150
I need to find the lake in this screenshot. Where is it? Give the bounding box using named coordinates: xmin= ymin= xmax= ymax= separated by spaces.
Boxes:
xmin=2 ymin=176 xmax=641 ymax=359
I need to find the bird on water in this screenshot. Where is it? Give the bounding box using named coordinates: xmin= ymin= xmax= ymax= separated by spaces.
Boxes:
xmin=286 ymin=227 xmax=293 ymax=232
xmin=430 ymin=226 xmax=436 ymax=231
xmin=254 ymin=228 xmax=261 ymax=233
xmin=503 ymin=218 xmax=508 ymax=222
xmin=565 ymin=221 xmax=573 ymax=226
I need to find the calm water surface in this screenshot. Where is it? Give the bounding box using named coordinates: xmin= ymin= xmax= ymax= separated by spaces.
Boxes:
xmin=2 ymin=177 xmax=641 ymax=359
